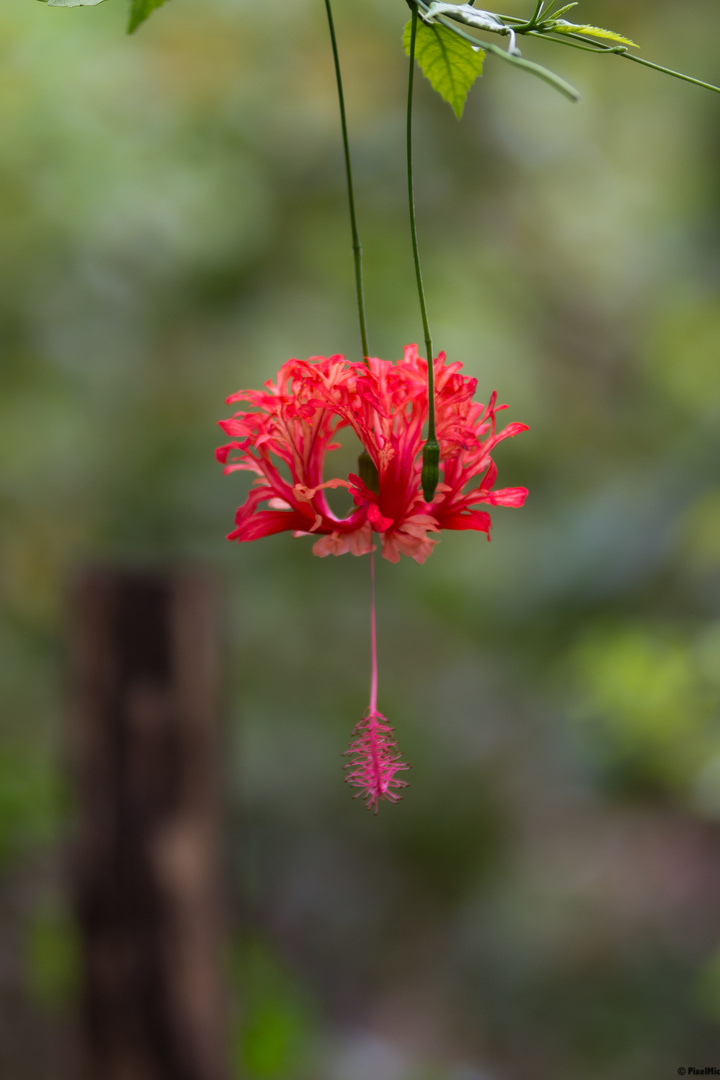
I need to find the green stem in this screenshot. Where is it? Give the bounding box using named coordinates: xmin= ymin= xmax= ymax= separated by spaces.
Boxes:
xmin=407 ymin=7 xmax=440 ymax=503
xmin=407 ymin=9 xmax=435 ymax=436
xmin=478 ymin=34 xmax=580 ymax=99
xmin=323 ymin=0 xmax=370 ymax=362
xmin=620 ymin=51 xmax=720 ymax=95
xmin=529 ymin=0 xmax=545 ymax=24
xmin=526 ymin=28 xmax=720 ymax=94
xmin=525 ymin=30 xmax=614 ymax=52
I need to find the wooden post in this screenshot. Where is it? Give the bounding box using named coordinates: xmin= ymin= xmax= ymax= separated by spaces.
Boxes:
xmin=70 ymin=567 xmax=228 ymax=1080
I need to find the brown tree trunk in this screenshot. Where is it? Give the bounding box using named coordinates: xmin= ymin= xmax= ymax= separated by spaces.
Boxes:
xmin=70 ymin=567 xmax=228 ymax=1080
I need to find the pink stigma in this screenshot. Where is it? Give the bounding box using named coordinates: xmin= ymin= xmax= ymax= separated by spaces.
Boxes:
xmin=344 ymin=709 xmax=410 ymax=813
xmin=344 ymin=550 xmax=409 ymax=812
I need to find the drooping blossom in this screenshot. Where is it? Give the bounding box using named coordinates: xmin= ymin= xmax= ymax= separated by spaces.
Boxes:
xmin=216 ymin=345 xmax=528 ymax=563
xmin=217 ymin=346 xmax=528 ymax=810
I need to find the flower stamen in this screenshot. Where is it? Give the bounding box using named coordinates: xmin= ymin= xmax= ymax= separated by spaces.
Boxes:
xmin=343 ymin=549 xmax=410 ymax=811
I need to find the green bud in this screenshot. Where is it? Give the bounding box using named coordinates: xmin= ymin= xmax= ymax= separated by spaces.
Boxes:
xmin=421 ymin=439 xmax=440 ymax=503
xmin=358 ymin=451 xmax=379 ymax=494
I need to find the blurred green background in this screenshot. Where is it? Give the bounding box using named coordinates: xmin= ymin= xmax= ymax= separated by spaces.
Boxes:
xmin=3 ymin=0 xmax=720 ymax=1076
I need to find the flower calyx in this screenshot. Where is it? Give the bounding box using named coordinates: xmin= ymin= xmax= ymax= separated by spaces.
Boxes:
xmin=421 ymin=438 xmax=440 ymax=503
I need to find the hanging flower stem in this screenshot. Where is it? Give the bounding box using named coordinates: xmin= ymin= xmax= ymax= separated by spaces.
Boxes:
xmin=369 ymin=547 xmax=378 ymax=713
xmin=323 ymin=0 xmax=370 ymax=364
xmin=407 ymin=7 xmax=440 ymax=502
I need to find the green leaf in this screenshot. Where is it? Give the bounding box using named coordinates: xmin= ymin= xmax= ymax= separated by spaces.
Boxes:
xmin=403 ymin=18 xmax=485 ymax=119
xmin=44 ymin=0 xmax=108 ymax=7
xmin=545 ymin=2 xmax=578 ymax=18
xmin=553 ymin=20 xmax=638 ymax=48
xmin=127 ymin=0 xmax=169 ymax=33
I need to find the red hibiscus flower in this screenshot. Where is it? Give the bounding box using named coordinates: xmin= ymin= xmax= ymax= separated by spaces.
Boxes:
xmin=216 ymin=345 xmax=528 ymax=563
xmin=217 ymin=345 xmax=528 ymax=810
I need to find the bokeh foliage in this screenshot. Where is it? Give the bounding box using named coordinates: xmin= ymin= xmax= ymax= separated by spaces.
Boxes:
xmin=3 ymin=0 xmax=720 ymax=1077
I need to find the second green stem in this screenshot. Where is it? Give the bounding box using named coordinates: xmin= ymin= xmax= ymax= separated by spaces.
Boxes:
xmin=407 ymin=7 xmax=439 ymax=502
xmin=324 ymin=0 xmax=370 ymax=363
